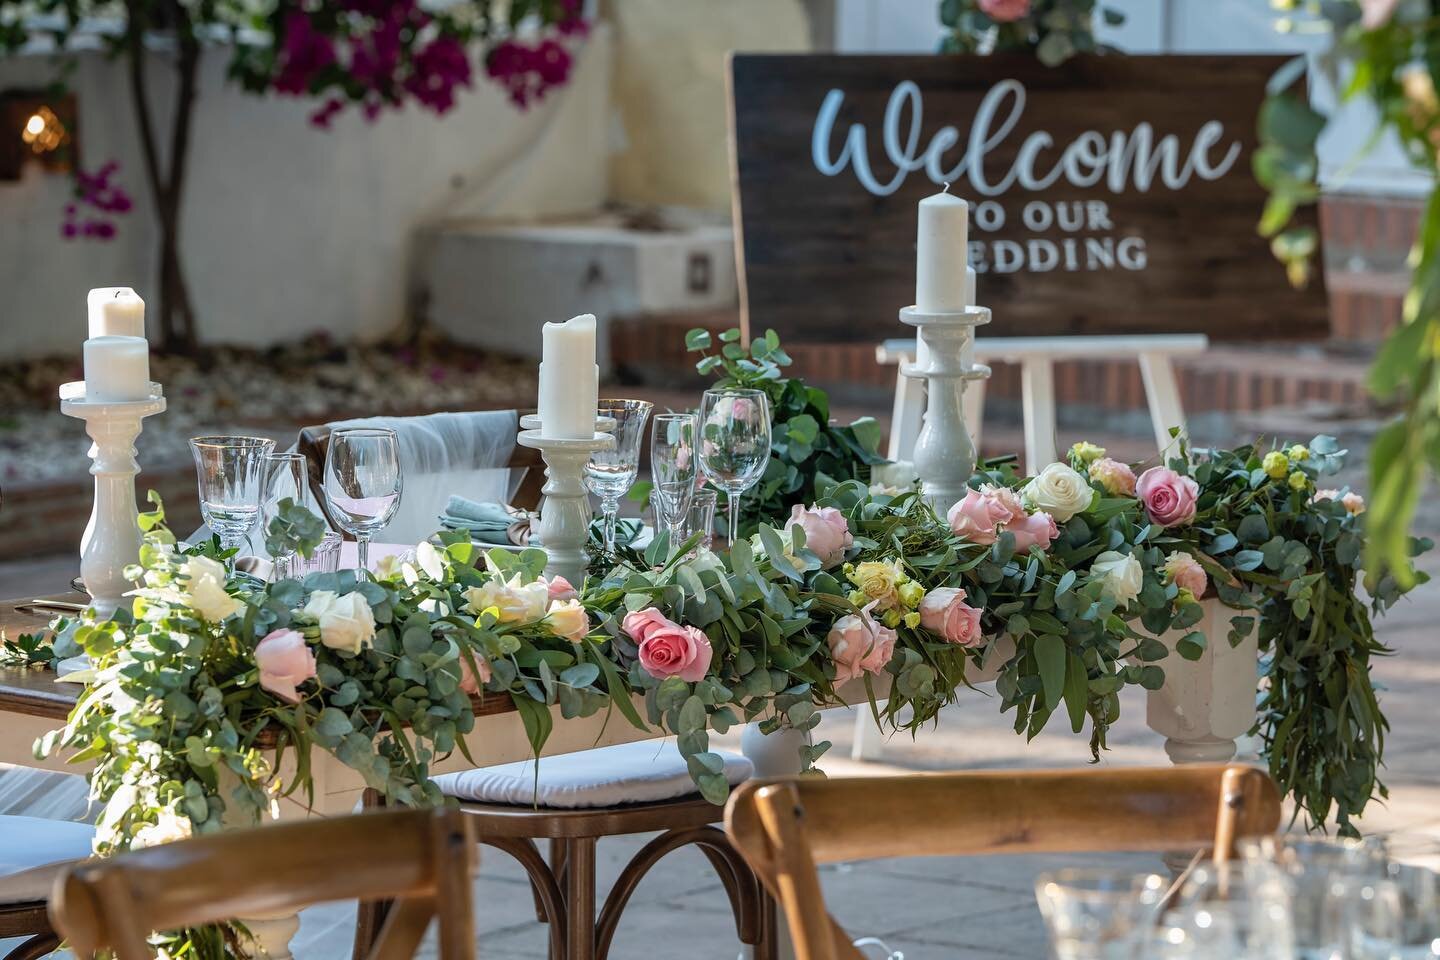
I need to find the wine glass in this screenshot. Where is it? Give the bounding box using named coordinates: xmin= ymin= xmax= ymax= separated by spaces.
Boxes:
xmin=650 ymin=413 xmax=697 ymax=548
xmin=686 ymin=488 xmax=718 ymax=551
xmin=262 ymin=452 xmax=309 ymax=581
xmin=586 ymin=399 xmax=653 ymax=555
xmin=697 ymin=388 xmax=772 ymax=546
xmin=1035 ymin=868 xmax=1168 ymax=960
xmin=322 ymin=428 xmax=402 ymax=577
xmin=1174 ymin=862 xmax=1295 ymax=960
xmin=189 ymin=436 xmax=277 ymax=570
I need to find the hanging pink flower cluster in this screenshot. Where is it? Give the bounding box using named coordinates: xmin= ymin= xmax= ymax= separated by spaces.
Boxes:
xmin=62 ymin=160 xmax=133 ymax=242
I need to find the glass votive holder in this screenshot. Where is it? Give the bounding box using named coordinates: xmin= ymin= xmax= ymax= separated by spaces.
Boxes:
xmin=301 ymin=531 xmax=343 ymax=575
xmin=687 ymin=489 xmax=718 ymax=550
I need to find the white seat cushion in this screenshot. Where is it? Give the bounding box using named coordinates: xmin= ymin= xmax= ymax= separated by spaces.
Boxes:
xmin=432 ymin=741 xmax=753 ymax=809
xmin=0 ymin=815 xmax=94 ymax=876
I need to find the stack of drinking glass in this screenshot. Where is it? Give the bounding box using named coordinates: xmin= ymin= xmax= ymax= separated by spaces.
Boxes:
xmin=1036 ymin=836 xmax=1440 ymax=959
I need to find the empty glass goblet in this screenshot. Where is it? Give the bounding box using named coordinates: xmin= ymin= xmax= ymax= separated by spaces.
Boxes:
xmin=697 ymin=388 xmax=772 ymax=546
xmin=650 ymin=413 xmax=697 ymax=549
xmin=323 ymin=427 xmax=402 ymax=577
xmin=586 ymin=399 xmax=653 ymax=555
xmin=1035 ymin=868 xmax=1168 ymax=960
xmin=262 ymin=452 xmax=309 ymax=581
xmin=189 ymin=436 xmax=277 ymax=570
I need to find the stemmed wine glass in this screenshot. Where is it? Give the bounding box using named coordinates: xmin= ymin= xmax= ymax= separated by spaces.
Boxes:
xmin=650 ymin=413 xmax=696 ymax=548
xmin=262 ymin=452 xmax=309 ymax=581
xmin=323 ymin=428 xmax=402 ymax=577
xmin=586 ymin=399 xmax=653 ymax=555
xmin=189 ymin=436 xmax=277 ymax=571
xmin=697 ymin=388 xmax=772 ymax=547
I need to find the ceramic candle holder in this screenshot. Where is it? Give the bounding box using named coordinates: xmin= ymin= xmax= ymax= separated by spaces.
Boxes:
xmin=899 ymin=305 xmax=992 ymax=514
xmin=59 ymin=380 xmax=167 ymax=618
xmin=517 ymin=416 xmax=616 ymax=587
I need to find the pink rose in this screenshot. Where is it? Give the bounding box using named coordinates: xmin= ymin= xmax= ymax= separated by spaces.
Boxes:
xmin=979 ymin=484 xmax=1027 ymax=524
xmin=947 ymin=489 xmax=1011 ymax=545
xmin=1088 ymin=458 xmax=1137 ymax=497
xmin=979 ymin=0 xmax=1031 ymax=22
xmin=623 ymin=608 xmax=714 ymax=682
xmin=546 ymin=575 xmax=578 ymax=602
xmin=1008 ymin=510 xmax=1058 ymax=553
xmin=826 ymin=602 xmax=897 ymax=682
xmin=1361 ymin=0 xmax=1401 ymax=29
xmin=1136 ymin=466 xmax=1200 ymax=528
xmin=918 ymin=587 xmax=984 ymax=647
xmin=785 ymin=504 xmax=853 ymax=569
xmin=459 ymin=650 xmax=492 ymax=695
xmin=1162 ymin=551 xmax=1208 ymax=599
xmin=255 ymin=628 xmax=317 ymax=704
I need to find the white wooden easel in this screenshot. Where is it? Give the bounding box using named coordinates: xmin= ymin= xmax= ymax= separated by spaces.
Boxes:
xmin=857 ymin=332 xmax=1210 ymax=761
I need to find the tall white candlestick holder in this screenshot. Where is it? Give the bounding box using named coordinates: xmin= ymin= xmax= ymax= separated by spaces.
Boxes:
xmin=59 ymin=380 xmax=167 ymax=618
xmin=517 ymin=414 xmax=615 ymax=587
xmin=899 ymin=305 xmax=992 ymax=513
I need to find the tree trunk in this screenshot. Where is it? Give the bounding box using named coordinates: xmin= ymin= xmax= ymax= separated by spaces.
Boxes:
xmin=124 ymin=0 xmax=201 ymax=355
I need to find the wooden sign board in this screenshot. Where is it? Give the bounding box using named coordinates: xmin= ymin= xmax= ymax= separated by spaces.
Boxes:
xmin=727 ymin=54 xmax=1328 ymax=345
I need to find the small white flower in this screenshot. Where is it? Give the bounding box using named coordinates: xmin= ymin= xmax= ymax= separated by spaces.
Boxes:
xmin=463 ymin=575 xmax=549 ymax=624
xmin=1091 ymin=551 xmax=1143 ymax=608
xmin=180 ymin=555 xmax=242 ymax=622
xmin=303 ymin=590 xmax=377 ymax=655
xmin=131 ymin=808 xmax=193 ymax=849
xmin=1023 ymin=462 xmax=1096 ymax=522
xmin=415 ymin=542 xmax=446 ymax=581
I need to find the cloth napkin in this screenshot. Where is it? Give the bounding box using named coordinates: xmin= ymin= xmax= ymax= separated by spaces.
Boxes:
xmin=439 ymin=496 xmax=529 ymax=545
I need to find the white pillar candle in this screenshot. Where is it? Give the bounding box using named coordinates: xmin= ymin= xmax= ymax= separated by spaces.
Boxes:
xmin=83 ymin=336 xmax=150 ymax=402
xmin=87 ymin=287 xmax=146 ymax=339
xmin=914 ymin=189 xmax=971 ymax=370
xmin=537 ymin=313 xmax=598 ymax=439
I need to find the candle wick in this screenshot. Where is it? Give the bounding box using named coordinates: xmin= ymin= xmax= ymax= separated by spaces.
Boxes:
xmin=942 ymin=182 xmax=951 ymax=194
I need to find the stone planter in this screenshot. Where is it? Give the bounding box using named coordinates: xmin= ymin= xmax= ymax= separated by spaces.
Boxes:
xmin=1145 ymin=597 xmax=1260 ymax=765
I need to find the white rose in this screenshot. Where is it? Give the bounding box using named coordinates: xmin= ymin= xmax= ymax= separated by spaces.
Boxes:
xmin=181 ymin=555 xmax=242 ymax=622
xmin=415 ymin=542 xmax=446 ymax=581
xmin=131 ymin=808 xmax=192 ymax=849
xmin=303 ymin=590 xmax=376 ymax=655
xmin=544 ymin=599 xmax=591 ymax=643
xmin=1091 ymin=551 xmax=1143 ymax=608
xmin=870 ymin=460 xmax=919 ymax=490
xmin=464 ymin=575 xmax=548 ymax=623
xmin=1023 ymin=462 xmax=1096 ymax=522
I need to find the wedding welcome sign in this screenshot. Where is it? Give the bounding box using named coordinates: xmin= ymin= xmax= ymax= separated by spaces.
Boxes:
xmin=727 ymin=54 xmax=1328 ymax=343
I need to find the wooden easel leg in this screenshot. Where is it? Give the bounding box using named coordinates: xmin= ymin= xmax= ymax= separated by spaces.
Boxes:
xmin=888 ymin=368 xmax=925 ymax=462
xmin=963 ymin=377 xmax=986 ymax=456
xmin=850 ymin=709 xmax=883 ymax=762
xmin=1138 ymin=352 xmax=1187 ymax=457
xmin=1020 ymin=358 xmax=1057 ymax=472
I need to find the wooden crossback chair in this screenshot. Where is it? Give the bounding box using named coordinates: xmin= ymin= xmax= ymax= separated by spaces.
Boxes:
xmin=724 ymin=764 xmax=1282 ymax=960
xmin=49 ymin=808 xmax=477 ymax=960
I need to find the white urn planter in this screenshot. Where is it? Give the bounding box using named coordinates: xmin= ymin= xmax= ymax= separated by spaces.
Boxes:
xmin=1145 ymin=597 xmax=1260 ymax=765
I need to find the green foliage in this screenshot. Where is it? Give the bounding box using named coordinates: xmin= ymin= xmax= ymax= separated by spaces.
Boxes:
xmin=0 ymin=630 xmax=56 ymax=668
xmin=938 ymin=0 xmax=1126 ymax=64
xmin=686 ymin=327 xmax=886 ymax=538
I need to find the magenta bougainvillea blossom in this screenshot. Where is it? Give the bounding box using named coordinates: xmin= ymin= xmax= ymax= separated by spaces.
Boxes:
xmin=61 ymin=160 xmax=132 ymax=242
xmin=263 ymin=0 xmax=586 ymax=127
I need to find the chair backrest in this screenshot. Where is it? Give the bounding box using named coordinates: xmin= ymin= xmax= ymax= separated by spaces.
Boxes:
xmin=296 ymin=409 xmax=545 ymax=543
xmin=50 ymin=808 xmax=477 ymax=960
xmin=724 ymin=764 xmax=1281 ymax=960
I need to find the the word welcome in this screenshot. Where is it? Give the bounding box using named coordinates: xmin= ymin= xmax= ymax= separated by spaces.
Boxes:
xmin=811 ymin=79 xmax=1242 ymax=198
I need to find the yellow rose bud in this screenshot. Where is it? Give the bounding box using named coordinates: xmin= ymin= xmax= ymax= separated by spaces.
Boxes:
xmin=1288 ymin=470 xmax=1309 ymax=492
xmin=847 ymin=559 xmax=905 ymax=611
xmin=1070 ymin=441 xmax=1106 ymax=465
xmin=903 ymin=611 xmax=921 ymax=629
xmin=847 ymin=589 xmax=868 ymax=608
xmin=1262 ymin=451 xmax=1289 ymax=479
xmin=898 ymin=581 xmax=925 ymax=609
xmin=881 ymin=608 xmax=901 ymax=628
xmin=1286 ymin=444 xmax=1309 ymax=462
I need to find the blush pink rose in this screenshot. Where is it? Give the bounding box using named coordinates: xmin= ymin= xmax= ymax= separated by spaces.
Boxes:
xmin=785 ymin=504 xmax=853 ymax=569
xmin=918 ymin=587 xmax=984 ymax=647
xmin=459 ymin=650 xmax=493 ymax=695
xmin=623 ymin=608 xmax=714 ymax=682
xmin=545 ymin=575 xmax=578 ymax=602
xmin=979 ymin=484 xmax=1028 ymax=524
xmin=1162 ymin=551 xmax=1208 ymax=599
xmin=1008 ymin=510 xmax=1058 ymax=552
xmin=979 ymin=0 xmax=1031 ymax=22
xmin=255 ymin=628 xmax=317 ymax=703
xmin=947 ymin=489 xmax=1011 ymax=545
xmin=1088 ymin=458 xmax=1137 ymax=497
xmin=826 ymin=602 xmax=897 ymax=682
xmin=1136 ymin=466 xmax=1200 ymax=528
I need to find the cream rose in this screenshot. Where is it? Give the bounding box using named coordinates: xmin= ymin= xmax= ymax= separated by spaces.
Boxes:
xmin=1091 ymin=551 xmax=1143 ymax=608
xmin=463 ymin=575 xmax=549 ymax=624
xmin=544 ymin=599 xmax=591 ymax=643
xmin=303 ymin=590 xmax=377 ymax=655
xmin=180 ymin=555 xmax=242 ymax=622
xmin=1023 ymin=463 xmax=1095 ymax=522
xmin=847 ymin=559 xmax=905 ymax=611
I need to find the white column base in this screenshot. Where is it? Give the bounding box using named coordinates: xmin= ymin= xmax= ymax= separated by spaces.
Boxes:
xmin=1146 ymin=598 xmax=1259 ymax=767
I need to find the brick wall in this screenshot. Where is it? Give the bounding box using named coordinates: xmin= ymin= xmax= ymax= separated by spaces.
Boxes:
xmin=1 ymin=469 xmax=201 ymax=561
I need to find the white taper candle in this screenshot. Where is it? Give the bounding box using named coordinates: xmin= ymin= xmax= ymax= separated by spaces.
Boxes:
xmin=87 ymin=287 xmax=146 ymax=339
xmin=537 ymin=313 xmax=598 ymax=439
